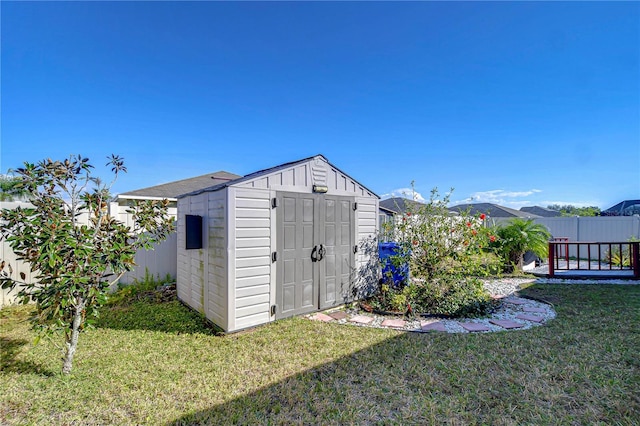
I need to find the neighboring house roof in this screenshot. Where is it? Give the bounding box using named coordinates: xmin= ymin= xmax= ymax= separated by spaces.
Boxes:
xmin=378 ymin=205 xmax=397 ymax=216
xmin=602 ymin=199 xmax=640 ymax=216
xmin=118 ymin=171 xmax=242 ymax=200
xmin=179 ymin=154 xmax=380 ymax=199
xmin=379 ymin=197 xmax=426 ymax=214
xmin=520 ymin=206 xmax=562 ymax=217
xmin=449 ymin=203 xmax=541 ymax=218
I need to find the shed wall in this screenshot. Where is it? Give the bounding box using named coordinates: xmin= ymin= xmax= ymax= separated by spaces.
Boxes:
xmin=205 ymin=190 xmax=229 ymax=329
xmin=230 ymin=187 xmax=273 ymax=330
xmin=239 ymin=160 xmax=375 ymax=198
xmin=176 ymin=193 xmax=209 ymax=315
xmin=354 ymin=196 xmax=380 ymax=296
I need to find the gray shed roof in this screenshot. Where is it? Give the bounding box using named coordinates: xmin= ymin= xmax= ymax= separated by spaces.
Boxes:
xmin=179 ymin=154 xmax=380 ymax=199
xmin=119 ymin=170 xmax=242 ymax=200
xmin=449 ymin=203 xmax=541 ymax=218
xmin=520 ymin=206 xmax=562 ymax=217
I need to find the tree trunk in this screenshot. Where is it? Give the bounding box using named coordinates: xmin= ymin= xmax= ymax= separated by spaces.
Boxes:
xmin=62 ymin=297 xmax=85 ymax=375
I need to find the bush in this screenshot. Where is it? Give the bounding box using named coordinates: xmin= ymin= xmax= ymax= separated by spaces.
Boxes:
xmin=108 ymin=270 xmax=175 ymax=306
xmin=412 ymin=276 xmax=493 ymax=317
xmin=366 ymin=275 xmax=493 ymax=318
xmin=373 ymin=186 xmax=496 ymax=317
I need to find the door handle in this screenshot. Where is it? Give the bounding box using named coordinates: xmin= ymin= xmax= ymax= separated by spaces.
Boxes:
xmin=318 ymin=244 xmax=326 ymax=261
xmin=311 ymin=245 xmax=318 ymax=262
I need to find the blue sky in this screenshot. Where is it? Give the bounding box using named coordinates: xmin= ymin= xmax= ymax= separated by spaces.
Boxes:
xmin=2 ymin=1 xmax=638 ymax=210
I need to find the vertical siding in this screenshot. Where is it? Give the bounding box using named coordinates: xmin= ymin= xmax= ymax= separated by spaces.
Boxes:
xmin=108 ymin=201 xmax=178 ymax=285
xmin=206 ymin=190 xmax=228 ymax=330
xmin=238 ymin=157 xmax=375 ymax=198
xmin=119 ymin=233 xmax=177 ymax=285
xmin=109 ymin=201 xmax=177 ymax=228
xmin=231 ymin=187 xmax=272 ymax=330
xmin=354 ymin=197 xmax=380 ymax=297
xmin=176 ymin=193 xmax=208 ymax=314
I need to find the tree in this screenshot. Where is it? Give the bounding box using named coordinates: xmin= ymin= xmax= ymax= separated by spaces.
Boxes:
xmin=492 ymin=218 xmax=551 ymax=272
xmin=547 ymin=204 xmax=601 ymax=217
xmin=0 ymin=174 xmax=29 ymax=201
xmin=0 ymin=155 xmax=174 ymax=374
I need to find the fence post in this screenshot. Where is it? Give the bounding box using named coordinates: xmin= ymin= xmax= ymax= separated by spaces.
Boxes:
xmin=632 ymin=242 xmax=640 ymax=279
xmin=548 ymin=242 xmax=555 ymax=278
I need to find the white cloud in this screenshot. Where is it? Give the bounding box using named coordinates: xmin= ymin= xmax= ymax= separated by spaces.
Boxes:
xmin=381 ymin=187 xmax=426 ymax=202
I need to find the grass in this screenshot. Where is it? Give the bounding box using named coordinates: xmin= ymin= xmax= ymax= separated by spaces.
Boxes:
xmin=1 ymin=284 xmax=639 ymax=425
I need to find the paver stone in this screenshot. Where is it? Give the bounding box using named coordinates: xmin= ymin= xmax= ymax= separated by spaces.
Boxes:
xmin=489 ymin=319 xmax=525 ymax=329
xmin=516 ymin=314 xmax=545 ymax=323
xmin=458 ymin=322 xmax=491 ymax=332
xmin=349 ymin=315 xmax=374 ymax=324
xmin=328 ymin=311 xmax=348 ymax=320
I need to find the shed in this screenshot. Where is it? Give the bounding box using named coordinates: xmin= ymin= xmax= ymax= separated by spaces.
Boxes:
xmin=176 ymin=155 xmax=380 ymax=333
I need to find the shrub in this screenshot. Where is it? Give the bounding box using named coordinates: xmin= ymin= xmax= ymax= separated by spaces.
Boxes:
xmin=491 ymin=218 xmax=550 ymax=272
xmin=372 ymin=185 xmax=497 ymax=317
xmin=108 ymin=270 xmax=175 ymax=306
xmin=411 ymin=276 xmax=493 ymax=317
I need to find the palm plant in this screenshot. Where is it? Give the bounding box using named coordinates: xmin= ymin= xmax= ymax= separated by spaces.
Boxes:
xmin=494 ymin=218 xmax=551 ymax=272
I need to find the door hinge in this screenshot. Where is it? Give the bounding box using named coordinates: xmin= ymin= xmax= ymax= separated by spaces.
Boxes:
xmin=353 ymin=202 xmax=358 ymax=211
xmin=271 ymin=305 xmax=277 ymax=316
xmin=272 ymin=252 xmax=277 ymax=262
xmin=353 ymin=245 xmax=359 ymax=254
xmin=272 ymin=198 xmax=278 ymax=208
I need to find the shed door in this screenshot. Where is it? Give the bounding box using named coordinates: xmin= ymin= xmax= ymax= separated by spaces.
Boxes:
xmin=277 ymin=193 xmax=318 ymax=319
xmin=319 ymin=196 xmax=355 ymax=309
xmin=276 ymin=193 xmax=355 ymax=319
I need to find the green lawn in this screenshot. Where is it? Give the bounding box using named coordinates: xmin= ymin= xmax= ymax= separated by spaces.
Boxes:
xmin=2 ymin=284 xmax=639 ymax=425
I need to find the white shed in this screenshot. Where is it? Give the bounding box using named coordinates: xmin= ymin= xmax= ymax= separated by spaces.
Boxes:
xmin=176 ymin=155 xmax=379 ymax=333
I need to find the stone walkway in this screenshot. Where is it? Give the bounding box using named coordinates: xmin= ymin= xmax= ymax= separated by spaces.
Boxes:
xmin=306 ymin=278 xmax=556 ymax=333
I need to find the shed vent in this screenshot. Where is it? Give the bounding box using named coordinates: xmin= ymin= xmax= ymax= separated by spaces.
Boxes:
xmin=311 ymin=163 xmax=327 ymax=186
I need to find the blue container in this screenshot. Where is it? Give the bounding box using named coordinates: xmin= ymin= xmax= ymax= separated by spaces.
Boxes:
xmin=378 ymin=242 xmax=409 ymax=288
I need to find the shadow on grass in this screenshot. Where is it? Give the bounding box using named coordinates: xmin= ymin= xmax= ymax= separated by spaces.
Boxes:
xmin=170 ymin=332 xmax=461 ymax=425
xmin=96 ymin=300 xmax=222 ymax=335
xmin=0 ymin=337 xmax=55 ymax=376
xmin=164 ymin=284 xmax=640 ymax=425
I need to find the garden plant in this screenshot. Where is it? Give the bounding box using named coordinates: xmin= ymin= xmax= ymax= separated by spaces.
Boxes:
xmin=490 ymin=218 xmax=551 ymax=272
xmin=371 ymin=186 xmax=501 ymax=317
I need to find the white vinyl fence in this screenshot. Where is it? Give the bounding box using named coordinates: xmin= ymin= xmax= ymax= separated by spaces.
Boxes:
xmin=491 ymin=216 xmax=640 ymax=242
xmin=491 ymin=216 xmax=640 ymax=260
xmin=1 ymin=201 xmax=177 ymax=306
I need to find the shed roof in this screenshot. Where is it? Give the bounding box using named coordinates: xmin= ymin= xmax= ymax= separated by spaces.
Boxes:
xmin=118 ymin=170 xmax=241 ymax=200
xmin=178 ymin=154 xmax=379 ymax=199
xmin=449 ymin=203 xmax=541 ymax=218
